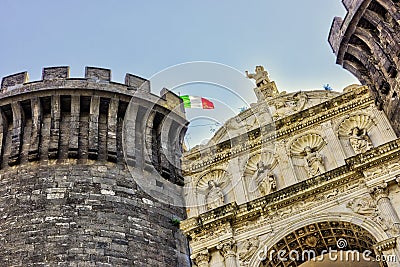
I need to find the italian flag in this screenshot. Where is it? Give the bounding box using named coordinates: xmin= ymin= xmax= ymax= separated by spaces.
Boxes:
xmin=180 ymin=95 xmax=215 ymax=109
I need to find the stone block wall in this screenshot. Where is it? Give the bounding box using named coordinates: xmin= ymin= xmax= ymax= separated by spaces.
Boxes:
xmin=0 ymin=67 xmax=189 ymax=266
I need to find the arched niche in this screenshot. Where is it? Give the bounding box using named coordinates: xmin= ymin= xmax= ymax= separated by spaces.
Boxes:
xmin=288 ymin=133 xmax=330 ymax=181
xmin=195 ymin=169 xmax=234 ymax=213
xmin=336 ymin=113 xmax=376 ymax=157
xmin=243 ymin=151 xmax=278 ymax=200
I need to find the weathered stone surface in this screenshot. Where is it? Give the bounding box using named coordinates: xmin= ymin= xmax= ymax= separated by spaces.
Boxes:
xmin=0 ymin=67 xmax=189 ymax=266
xmin=85 ymin=67 xmax=111 ymax=82
xmin=42 ymin=66 xmax=69 ymax=80
xmin=1 ymin=71 xmax=28 ymax=90
xmin=329 ymin=0 xmax=400 ymax=135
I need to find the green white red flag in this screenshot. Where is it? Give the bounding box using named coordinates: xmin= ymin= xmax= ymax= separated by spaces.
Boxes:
xmin=180 ymin=95 xmax=214 ymax=109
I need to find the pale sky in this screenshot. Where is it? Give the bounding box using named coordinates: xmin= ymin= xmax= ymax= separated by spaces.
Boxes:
xmin=0 ymin=0 xmax=359 ymax=146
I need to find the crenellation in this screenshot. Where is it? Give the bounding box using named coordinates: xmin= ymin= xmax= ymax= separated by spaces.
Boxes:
xmin=160 ymin=87 xmax=185 ymax=115
xmin=85 ymin=66 xmax=111 ymax=82
xmin=42 ymin=66 xmax=70 ymax=80
xmin=0 ymin=66 xmax=189 ymax=266
xmin=328 ymin=17 xmax=344 ymax=55
xmin=1 ymin=71 xmax=29 ymax=90
xmin=342 ymin=0 xmax=363 ymax=11
xmin=125 ymin=73 xmax=149 ymax=91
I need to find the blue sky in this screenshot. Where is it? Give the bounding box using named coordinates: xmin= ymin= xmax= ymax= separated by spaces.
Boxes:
xmin=0 ymin=0 xmax=359 ymax=146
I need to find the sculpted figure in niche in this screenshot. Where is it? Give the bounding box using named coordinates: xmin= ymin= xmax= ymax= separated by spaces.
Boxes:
xmin=303 ymin=146 xmax=325 ymax=177
xmin=246 ymin=65 xmax=270 ymax=88
xmin=349 ymin=127 xmax=373 ymax=154
xmin=205 ymin=180 xmax=225 ymax=210
xmin=249 ymin=161 xmax=277 ymax=196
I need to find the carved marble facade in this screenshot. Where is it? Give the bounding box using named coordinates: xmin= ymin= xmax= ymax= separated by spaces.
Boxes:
xmin=181 ymin=71 xmax=400 ymax=266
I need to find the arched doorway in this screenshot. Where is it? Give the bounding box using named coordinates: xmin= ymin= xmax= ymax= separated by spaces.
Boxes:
xmin=259 ymin=221 xmax=385 ymax=267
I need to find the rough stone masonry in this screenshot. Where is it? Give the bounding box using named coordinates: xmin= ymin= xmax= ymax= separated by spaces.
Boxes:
xmin=0 ymin=66 xmax=190 ymax=266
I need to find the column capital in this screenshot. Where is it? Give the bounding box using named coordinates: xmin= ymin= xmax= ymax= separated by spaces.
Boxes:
xmin=191 ymin=249 xmax=210 ymax=266
xmin=369 ymin=183 xmax=389 ymax=201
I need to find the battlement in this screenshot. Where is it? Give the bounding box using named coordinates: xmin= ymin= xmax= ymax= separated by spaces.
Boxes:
xmin=1 ymin=71 xmax=29 ymax=90
xmin=0 ymin=66 xmax=187 ymax=185
xmin=328 ymin=0 xmax=366 ymax=57
xmin=1 ymin=66 xmax=152 ymax=92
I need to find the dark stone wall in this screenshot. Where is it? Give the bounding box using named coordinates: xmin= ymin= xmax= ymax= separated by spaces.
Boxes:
xmin=0 ymin=67 xmax=189 ymax=266
xmin=328 ymin=0 xmax=400 ymax=135
xmin=0 ymin=163 xmax=188 ymax=266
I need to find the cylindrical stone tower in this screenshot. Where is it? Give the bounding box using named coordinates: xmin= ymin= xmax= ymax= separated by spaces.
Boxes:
xmin=0 ymin=66 xmax=190 ymax=266
xmin=328 ymin=0 xmax=400 ymax=134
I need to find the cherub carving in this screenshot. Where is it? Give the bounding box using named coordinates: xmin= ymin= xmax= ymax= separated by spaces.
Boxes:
xmin=245 ymin=66 xmax=270 ymax=88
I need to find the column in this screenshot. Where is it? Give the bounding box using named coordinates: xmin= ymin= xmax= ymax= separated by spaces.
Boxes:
xmin=218 ymin=240 xmax=238 ymax=267
xmin=191 ymin=249 xmax=210 ymax=267
xmin=275 ymin=140 xmax=297 ymax=185
xmin=229 ymin=156 xmax=248 ymax=203
xmin=370 ymin=184 xmax=400 ymax=234
xmin=321 ymin=121 xmax=346 ymax=166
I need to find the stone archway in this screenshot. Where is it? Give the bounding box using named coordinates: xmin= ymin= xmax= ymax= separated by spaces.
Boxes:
xmin=257 ymin=221 xmax=385 ymax=267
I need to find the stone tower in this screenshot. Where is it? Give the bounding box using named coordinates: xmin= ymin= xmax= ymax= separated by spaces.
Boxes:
xmin=0 ymin=66 xmax=190 ymax=266
xmin=328 ymin=0 xmax=400 ymax=134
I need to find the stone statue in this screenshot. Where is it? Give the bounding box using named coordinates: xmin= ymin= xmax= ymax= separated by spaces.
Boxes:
xmin=349 ymin=127 xmax=373 ymax=154
xmin=303 ymin=146 xmax=325 ymax=177
xmin=245 ymin=66 xmax=270 ymax=88
xmin=249 ymin=161 xmax=277 ymax=196
xmin=205 ymin=180 xmax=225 ymax=210
xmin=293 ymin=91 xmax=308 ymax=111
xmin=238 ymin=237 xmax=260 ymax=263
